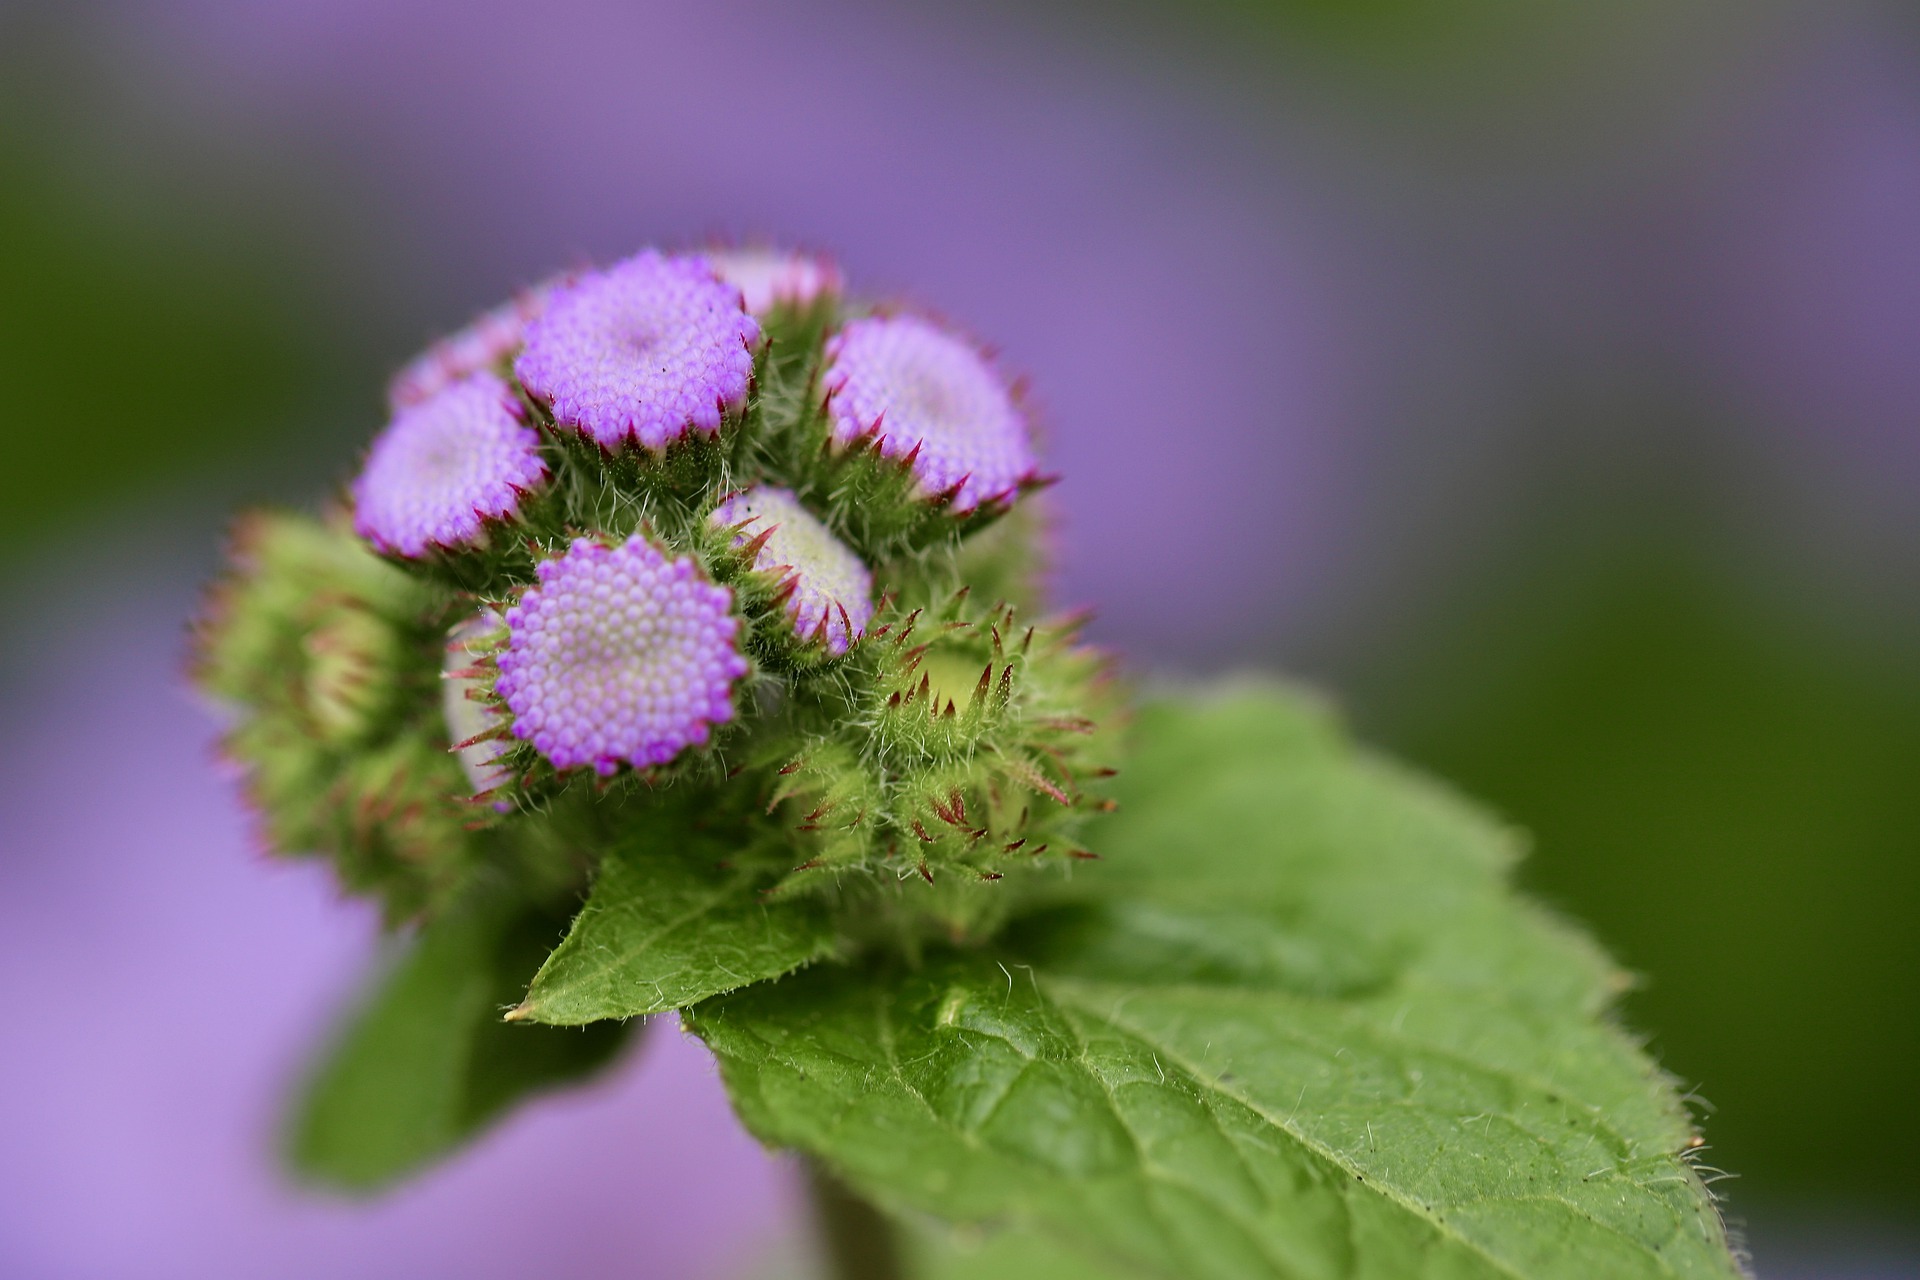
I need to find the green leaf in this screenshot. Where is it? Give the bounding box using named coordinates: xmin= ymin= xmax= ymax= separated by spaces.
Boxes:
xmin=288 ymin=888 xmax=634 ymax=1191
xmin=914 ymin=1225 xmax=1125 ymax=1280
xmin=510 ymin=798 xmax=839 ymax=1025
xmin=689 ymin=682 xmax=1739 ymax=1279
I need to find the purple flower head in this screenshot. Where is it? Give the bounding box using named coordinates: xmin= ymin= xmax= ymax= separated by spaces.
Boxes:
xmin=711 ymin=487 xmax=873 ymax=655
xmin=352 ymin=372 xmax=548 ymax=558
xmin=388 ymin=282 xmax=558 ymax=410
xmin=704 ymin=247 xmax=842 ymax=315
xmin=514 ymin=251 xmax=761 ymax=451
xmin=441 ymin=611 xmax=514 ymax=802
xmin=823 ymin=314 xmax=1035 ymax=513
xmin=495 ymin=535 xmax=749 ymax=774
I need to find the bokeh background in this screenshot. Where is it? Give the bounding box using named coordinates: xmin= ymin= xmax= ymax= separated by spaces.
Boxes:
xmin=3 ymin=1 xmax=1916 ymax=1276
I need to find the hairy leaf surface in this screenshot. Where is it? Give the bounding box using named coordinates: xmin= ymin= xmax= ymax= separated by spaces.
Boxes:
xmin=690 ymin=683 xmax=1738 ymax=1279
xmin=511 ymin=798 xmax=838 ymax=1025
xmin=288 ymin=888 xmax=633 ymax=1190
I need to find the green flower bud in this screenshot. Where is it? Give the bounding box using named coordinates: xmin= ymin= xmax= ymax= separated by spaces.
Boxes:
xmin=764 ymin=590 xmax=1122 ymax=928
xmin=194 ymin=510 xmax=480 ymax=922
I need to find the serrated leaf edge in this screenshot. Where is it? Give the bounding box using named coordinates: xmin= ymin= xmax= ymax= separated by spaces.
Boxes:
xmin=1050 ymin=975 xmax=1721 ymax=1280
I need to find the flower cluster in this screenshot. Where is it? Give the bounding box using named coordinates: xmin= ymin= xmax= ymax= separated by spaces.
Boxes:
xmin=195 ymin=244 xmax=1113 ymax=934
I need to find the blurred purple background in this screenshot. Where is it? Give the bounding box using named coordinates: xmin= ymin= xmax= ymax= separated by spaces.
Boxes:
xmin=3 ymin=0 xmax=1918 ymax=1276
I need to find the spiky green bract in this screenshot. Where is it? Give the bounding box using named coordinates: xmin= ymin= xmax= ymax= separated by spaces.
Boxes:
xmin=193 ymin=510 xmax=480 ymax=922
xmin=945 ymin=496 xmax=1051 ymax=616
xmin=689 ymin=684 xmax=1742 ymax=1280
xmin=762 ymin=589 xmax=1122 ymax=938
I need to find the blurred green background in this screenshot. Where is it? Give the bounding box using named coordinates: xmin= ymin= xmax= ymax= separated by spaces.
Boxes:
xmin=1347 ymin=423 xmax=1920 ymax=1220
xmin=3 ymin=0 xmax=1915 ymax=1267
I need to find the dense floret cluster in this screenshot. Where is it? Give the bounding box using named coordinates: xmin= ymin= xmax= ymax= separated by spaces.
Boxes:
xmin=824 ymin=314 xmax=1036 ymax=512
xmin=496 ymin=537 xmax=748 ymax=772
xmin=353 ymin=372 xmax=547 ymax=557
xmin=516 ymin=251 xmax=760 ymax=450
xmin=195 ymin=245 xmax=1112 ymax=938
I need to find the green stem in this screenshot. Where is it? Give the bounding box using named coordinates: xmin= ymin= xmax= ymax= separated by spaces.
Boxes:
xmin=805 ymin=1160 xmax=907 ymax=1280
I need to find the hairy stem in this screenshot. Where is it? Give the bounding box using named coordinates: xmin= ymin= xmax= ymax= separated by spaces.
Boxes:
xmin=806 ymin=1159 xmax=907 ymax=1280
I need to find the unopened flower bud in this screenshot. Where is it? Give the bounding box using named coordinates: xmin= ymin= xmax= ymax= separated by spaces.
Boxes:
xmin=705 ymin=247 xmax=841 ymax=315
xmin=441 ymin=611 xmax=514 ymax=798
xmin=712 ymin=487 xmax=872 ymax=655
xmin=302 ymin=604 xmax=404 ymax=744
xmin=823 ymin=314 xmax=1035 ymax=513
xmin=387 ymin=282 xmax=557 ymax=409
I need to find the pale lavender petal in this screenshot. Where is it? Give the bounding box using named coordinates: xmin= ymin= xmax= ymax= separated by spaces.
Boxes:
xmin=388 ymin=282 xmax=559 ymax=410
